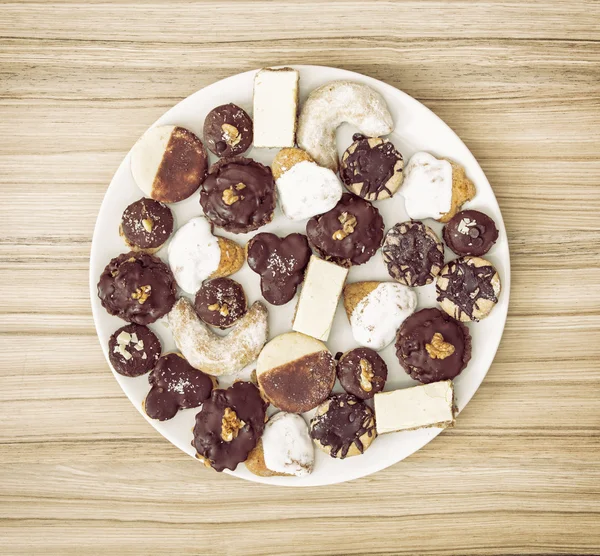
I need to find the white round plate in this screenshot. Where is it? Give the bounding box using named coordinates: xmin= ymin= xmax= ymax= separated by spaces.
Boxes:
xmin=90 ymin=65 xmax=510 ymax=486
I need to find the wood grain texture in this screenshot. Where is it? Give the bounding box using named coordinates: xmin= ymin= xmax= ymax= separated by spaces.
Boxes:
xmin=1 ymin=1 xmax=599 ymax=554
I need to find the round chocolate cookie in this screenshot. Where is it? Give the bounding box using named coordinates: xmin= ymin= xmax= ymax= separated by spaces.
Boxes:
xmin=247 ymin=232 xmax=312 ymax=305
xmin=382 ymin=221 xmax=445 ymax=287
xmin=337 ymin=347 xmax=388 ymax=400
xmin=203 ymin=103 xmax=253 ymax=157
xmin=310 ymin=394 xmax=376 ymax=459
xmin=199 ymin=157 xmax=276 ymax=234
xmin=395 ymin=307 xmax=472 ymax=383
xmin=340 ymin=134 xmax=404 ymax=201
xmin=119 ymin=197 xmax=174 ymax=253
xmin=144 ymin=353 xmax=215 ymax=421
xmin=194 ymin=277 xmax=247 ymax=329
xmin=97 ymin=251 xmax=176 ymax=325
xmin=436 ymin=256 xmax=501 ymax=322
xmin=306 ymin=193 xmax=384 ymax=267
xmin=108 ymin=323 xmax=161 ymax=377
xmin=443 ymin=209 xmax=499 ymax=257
xmin=192 ymin=381 xmax=268 ymax=472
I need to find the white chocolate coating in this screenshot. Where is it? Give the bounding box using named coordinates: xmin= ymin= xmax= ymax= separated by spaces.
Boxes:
xmin=130 ymin=125 xmax=175 ymax=198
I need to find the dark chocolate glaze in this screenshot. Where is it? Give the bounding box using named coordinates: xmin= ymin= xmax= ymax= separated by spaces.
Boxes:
xmin=310 ymin=394 xmax=376 ymax=459
xmin=306 ymin=193 xmax=384 ymax=267
xmin=144 ymin=353 xmax=214 ymax=421
xmin=108 ymin=323 xmax=162 ymax=377
xmin=192 ymin=381 xmax=267 ymax=472
xmin=247 ymin=232 xmax=311 ymax=305
xmin=382 ymin=221 xmax=445 ymax=286
xmin=199 ymin=157 xmax=276 ymax=234
xmin=436 ymin=257 xmax=499 ymax=321
xmin=97 ymin=252 xmax=176 ymax=325
xmin=203 ymin=103 xmax=253 ymax=157
xmin=443 ymin=210 xmax=499 ymax=257
xmin=395 ymin=308 xmax=472 ymax=383
xmin=340 ymin=134 xmax=403 ymax=200
xmin=194 ymin=277 xmax=247 ymax=328
xmin=153 ymin=126 xmax=208 ymax=203
xmin=120 ymin=197 xmax=174 ymax=250
xmin=337 ymin=347 xmax=388 ymax=400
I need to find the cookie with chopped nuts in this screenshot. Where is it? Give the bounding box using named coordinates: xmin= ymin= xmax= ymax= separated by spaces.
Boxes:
xmin=119 ymin=197 xmax=174 ymax=253
xmin=108 ymin=323 xmax=162 ymax=377
xmin=194 ymin=277 xmax=247 ymax=328
xmin=199 ymin=157 xmax=276 ymax=234
xmin=337 ymin=347 xmax=388 ymax=400
xmin=443 ymin=209 xmax=499 ymax=257
xmin=203 ymin=103 xmax=253 ymax=157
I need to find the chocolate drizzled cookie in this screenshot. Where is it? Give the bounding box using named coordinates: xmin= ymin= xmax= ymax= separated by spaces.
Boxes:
xmin=310 ymin=394 xmax=376 ymax=459
xmin=194 ymin=277 xmax=247 ymax=328
xmin=443 ymin=209 xmax=499 ymax=257
xmin=120 ymin=197 xmax=174 ymax=252
xmin=108 ymin=323 xmax=161 ymax=377
xmin=436 ymin=256 xmax=501 ymax=322
xmin=192 ymin=381 xmax=267 ymax=472
xmin=337 ymin=347 xmax=388 ymax=400
xmin=203 ymin=103 xmax=253 ymax=157
xmin=247 ymin=232 xmax=311 ymax=305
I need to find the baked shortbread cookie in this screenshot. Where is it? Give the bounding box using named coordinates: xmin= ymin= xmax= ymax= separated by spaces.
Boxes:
xmin=256 ymin=332 xmax=336 ymax=413
xmin=343 ymin=281 xmax=417 ymax=351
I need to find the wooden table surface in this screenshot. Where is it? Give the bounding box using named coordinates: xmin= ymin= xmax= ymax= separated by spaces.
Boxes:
xmin=1 ymin=1 xmax=599 ymax=554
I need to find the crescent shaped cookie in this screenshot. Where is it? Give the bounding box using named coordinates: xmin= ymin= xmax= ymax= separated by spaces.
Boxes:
xmin=168 ymin=297 xmax=268 ymax=376
xmin=297 ymin=81 xmax=394 ymax=172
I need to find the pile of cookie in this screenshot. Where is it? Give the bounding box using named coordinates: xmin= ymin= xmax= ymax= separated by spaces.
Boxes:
xmin=97 ymin=68 xmax=502 ymax=478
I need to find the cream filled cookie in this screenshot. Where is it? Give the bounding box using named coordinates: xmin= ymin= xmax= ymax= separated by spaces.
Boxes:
xmin=119 ymin=198 xmax=174 ymax=253
xmin=194 ymin=277 xmax=247 ymax=329
xmin=343 ymin=281 xmax=417 ymax=351
xmin=443 ymin=209 xmax=499 ymax=256
xmin=108 ymin=323 xmax=162 ymax=377
xmin=203 ymin=103 xmax=253 ymax=157
xmin=337 ymin=347 xmax=387 ymax=400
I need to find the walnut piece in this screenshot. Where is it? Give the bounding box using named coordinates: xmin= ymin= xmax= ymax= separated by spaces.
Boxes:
xmin=221 ymin=407 xmax=245 ymax=442
xmin=221 ymin=123 xmax=241 ymax=147
xmin=141 ymin=218 xmax=154 ymax=233
xmin=425 ymin=333 xmax=455 ymax=360
xmin=208 ymin=302 xmax=229 ymax=317
xmin=222 ymin=188 xmax=240 ymax=205
xmin=332 ymin=212 xmax=357 ymax=240
xmin=359 ymin=358 xmax=374 ymax=392
xmin=131 ymin=284 xmax=152 ymax=305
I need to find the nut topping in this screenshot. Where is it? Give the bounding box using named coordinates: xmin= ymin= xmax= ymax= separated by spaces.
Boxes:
xmin=220 ymin=407 xmax=245 ymax=442
xmin=141 ymin=218 xmax=154 ymax=233
xmin=222 ymin=188 xmax=240 ymax=205
xmin=221 ymin=123 xmax=241 ymax=147
xmin=358 ymin=358 xmax=374 ymax=392
xmin=332 ymin=212 xmax=357 ymax=240
xmin=131 ymin=284 xmax=152 ymax=305
xmin=425 ymin=332 xmax=455 ymax=360
xmin=208 ymin=302 xmax=229 ymax=317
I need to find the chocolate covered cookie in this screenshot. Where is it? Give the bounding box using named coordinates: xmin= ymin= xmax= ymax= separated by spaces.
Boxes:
xmin=108 ymin=323 xmax=161 ymax=377
xmin=199 ymin=157 xmax=276 ymax=234
xmin=97 ymin=252 xmax=176 ymax=325
xmin=144 ymin=353 xmax=215 ymax=421
xmin=119 ymin=197 xmax=174 ymax=253
xmin=203 ymin=103 xmax=253 ymax=157
xmin=194 ymin=277 xmax=247 ymax=328
xmin=395 ymin=307 xmax=472 ymax=383
xmin=436 ymin=256 xmax=501 ymax=322
xmin=340 ymin=134 xmax=404 ymax=201
xmin=247 ymin=232 xmax=311 ymax=305
xmin=192 ymin=381 xmax=268 ymax=472
xmin=382 ymin=221 xmax=445 ymax=287
xmin=310 ymin=394 xmax=376 ymax=459
xmin=306 ymin=193 xmax=384 ymax=267
xmin=337 ymin=347 xmax=388 ymax=400
xmin=443 ymin=210 xmax=499 ymax=257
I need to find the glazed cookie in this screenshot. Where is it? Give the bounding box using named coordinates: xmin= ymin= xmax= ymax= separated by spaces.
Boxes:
xmin=167 ymin=216 xmax=245 ymax=294
xmin=401 ymin=152 xmax=476 ymax=222
xmin=203 ymin=103 xmax=253 ymax=157
xmin=130 ymin=125 xmax=208 ymax=203
xmin=343 ymin=281 xmax=417 ymax=351
xmin=193 ymin=381 xmax=268 ymax=472
xmin=199 ymin=157 xmax=276 ymax=234
xmin=194 ymin=277 xmax=247 ymax=329
xmin=256 ymin=332 xmax=336 ymax=413
xmin=272 ymin=148 xmax=343 ymax=221
xmin=144 ymin=353 xmax=216 ymax=421
xmin=310 ymin=394 xmax=376 ymax=459
xmin=382 ymin=221 xmax=445 ymax=287
xmin=297 ymin=81 xmax=394 ymax=172
xmin=395 ymin=308 xmax=472 ymax=383
xmin=340 ymin=134 xmax=404 ymax=200
xmin=168 ymin=297 xmax=268 ymax=376
xmin=337 ymin=347 xmax=388 ymax=400
xmin=306 ymin=193 xmax=384 ymax=267
xmin=97 ymin=251 xmax=176 ymax=325
xmin=108 ymin=323 xmax=161 ymax=377
xmin=247 ymin=232 xmax=312 ymax=305
xmin=119 ymin=198 xmax=174 ymax=253
xmin=443 ymin=210 xmax=499 ymax=257
xmin=436 ymin=256 xmax=501 ymax=322
xmin=245 ymin=412 xmax=314 ymax=477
